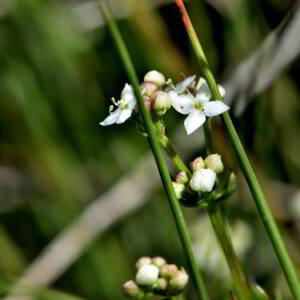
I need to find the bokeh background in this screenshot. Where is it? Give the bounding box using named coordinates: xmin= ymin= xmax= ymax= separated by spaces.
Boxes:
xmin=0 ymin=0 xmax=300 ymax=299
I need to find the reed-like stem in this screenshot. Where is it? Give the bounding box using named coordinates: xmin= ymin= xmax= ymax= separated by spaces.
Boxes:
xmin=208 ymin=206 xmax=251 ymax=300
xmin=173 ymin=0 xmax=300 ymax=298
xmin=99 ymin=2 xmax=209 ymax=300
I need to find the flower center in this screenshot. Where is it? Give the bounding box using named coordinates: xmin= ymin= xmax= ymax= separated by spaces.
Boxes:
xmin=118 ymin=99 xmax=129 ymax=110
xmin=194 ymin=100 xmax=204 ymax=111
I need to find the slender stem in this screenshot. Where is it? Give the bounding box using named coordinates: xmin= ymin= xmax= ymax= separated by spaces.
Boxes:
xmin=173 ymin=1 xmax=300 ymax=298
xmin=157 ymin=118 xmax=251 ymax=298
xmin=208 ymin=206 xmax=251 ymax=300
xmin=155 ymin=120 xmax=192 ymax=176
xmin=99 ymin=3 xmax=210 ymax=300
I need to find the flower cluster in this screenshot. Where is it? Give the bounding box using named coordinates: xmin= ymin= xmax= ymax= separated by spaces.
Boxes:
xmin=172 ymin=154 xmax=224 ymax=200
xmin=100 ymin=70 xmax=229 ymax=135
xmin=122 ymin=256 xmax=189 ymax=299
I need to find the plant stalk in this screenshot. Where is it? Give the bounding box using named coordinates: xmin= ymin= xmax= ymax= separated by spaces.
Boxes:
xmin=208 ymin=206 xmax=251 ymax=300
xmin=173 ymin=0 xmax=300 ymax=298
xmin=99 ymin=2 xmax=209 ymax=300
xmin=155 ymin=120 xmax=192 ymax=176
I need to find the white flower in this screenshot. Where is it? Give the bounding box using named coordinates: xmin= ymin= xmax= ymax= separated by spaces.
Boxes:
xmin=170 ymin=77 xmax=229 ymax=135
xmin=135 ymin=264 xmax=159 ymax=286
xmin=100 ymin=83 xmax=136 ymax=126
xmin=189 ymin=168 xmax=216 ymax=192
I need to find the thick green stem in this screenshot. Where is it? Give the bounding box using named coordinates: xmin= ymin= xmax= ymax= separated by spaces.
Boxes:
xmin=208 ymin=206 xmax=251 ymax=300
xmin=174 ymin=1 xmax=300 ymax=298
xmin=99 ymin=3 xmax=209 ymax=300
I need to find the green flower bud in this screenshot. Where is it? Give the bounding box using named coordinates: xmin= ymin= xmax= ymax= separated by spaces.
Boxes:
xmin=190 ymin=157 xmax=205 ymax=172
xmin=204 ymin=154 xmax=224 ymax=174
xmin=151 ymin=256 xmax=166 ymax=268
xmin=153 ymin=278 xmax=168 ymax=293
xmin=136 ymin=256 xmax=152 ymax=269
xmin=153 ymin=91 xmax=172 ymax=116
xmin=144 ymin=70 xmax=166 ymax=87
xmin=175 ymin=171 xmax=189 ymax=184
xmin=136 ymin=264 xmax=159 ymax=286
xmin=169 ymin=269 xmax=189 ymax=291
xmin=122 ymin=280 xmax=144 ymax=299
xmin=172 ymin=182 xmax=185 ymax=199
xmin=160 ymin=264 xmax=178 ymax=279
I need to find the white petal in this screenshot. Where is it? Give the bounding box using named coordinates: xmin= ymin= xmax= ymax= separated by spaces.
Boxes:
xmin=171 ymin=92 xmax=194 ymax=115
xmin=204 ymin=101 xmax=229 ymax=117
xmin=189 ymin=168 xmax=216 ymax=192
xmin=175 ymin=75 xmax=196 ymax=94
xmin=99 ymin=108 xmax=120 ymax=126
xmin=121 ymin=83 xmax=133 ymax=96
xmin=196 ymin=78 xmax=211 ymax=104
xmin=129 ymin=97 xmax=137 ymax=110
xmin=136 ymin=265 xmax=159 ymax=285
xmin=116 ymin=109 xmax=132 ymax=124
xmin=218 ymin=84 xmax=226 ymax=97
xmin=184 ymin=109 xmax=206 ymax=135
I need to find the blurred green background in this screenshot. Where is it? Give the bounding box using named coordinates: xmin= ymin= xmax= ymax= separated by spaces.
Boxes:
xmin=0 ymin=0 xmax=300 ymax=299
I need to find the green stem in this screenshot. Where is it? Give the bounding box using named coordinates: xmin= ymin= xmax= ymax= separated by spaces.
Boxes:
xmin=174 ymin=1 xmax=300 ymax=298
xmin=157 ymin=117 xmax=251 ymax=298
xmin=155 ymin=120 xmax=192 ymax=176
xmin=99 ymin=3 xmax=209 ymax=300
xmin=208 ymin=206 xmax=251 ymax=300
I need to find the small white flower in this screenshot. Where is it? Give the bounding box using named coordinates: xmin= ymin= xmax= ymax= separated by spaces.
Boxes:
xmin=100 ymin=83 xmax=136 ymax=126
xmin=135 ymin=264 xmax=159 ymax=286
xmin=189 ymin=168 xmax=216 ymax=192
xmin=170 ymin=77 xmax=229 ymax=135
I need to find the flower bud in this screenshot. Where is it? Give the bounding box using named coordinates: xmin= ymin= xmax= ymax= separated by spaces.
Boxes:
xmin=153 ymin=278 xmax=168 ymax=293
xmin=190 ymin=157 xmax=205 ymax=172
xmin=141 ymin=82 xmax=158 ymax=97
xmin=160 ymin=264 xmax=178 ymax=279
xmin=122 ymin=280 xmax=144 ymax=299
xmin=217 ymin=84 xmax=226 ymax=98
xmin=204 ymin=154 xmax=224 ymax=174
xmin=152 ymin=256 xmax=166 ymax=268
xmin=136 ymin=257 xmax=152 ymax=269
xmin=136 ymin=264 xmax=159 ymax=286
xmin=169 ymin=269 xmax=189 ymax=291
xmin=144 ymin=70 xmax=166 ymax=87
xmin=135 ymin=96 xmax=153 ymax=113
xmin=153 ymin=91 xmax=172 ymax=116
xmin=172 ymin=182 xmax=185 ymax=199
xmin=175 ymin=172 xmax=189 ymax=184
xmin=189 ymin=168 xmax=216 ymax=192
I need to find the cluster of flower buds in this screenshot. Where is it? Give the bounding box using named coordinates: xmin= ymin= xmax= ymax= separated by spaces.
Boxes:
xmin=189 ymin=154 xmax=224 ymax=193
xmin=122 ymin=256 xmax=189 ymax=299
xmin=172 ymin=154 xmax=225 ymax=201
xmin=100 ymin=70 xmax=229 ymax=136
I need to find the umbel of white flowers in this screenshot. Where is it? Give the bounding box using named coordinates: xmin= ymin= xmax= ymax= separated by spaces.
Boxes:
xmin=99 ymin=70 xmax=229 ymax=135
xmin=122 ymin=256 xmax=189 ymax=299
